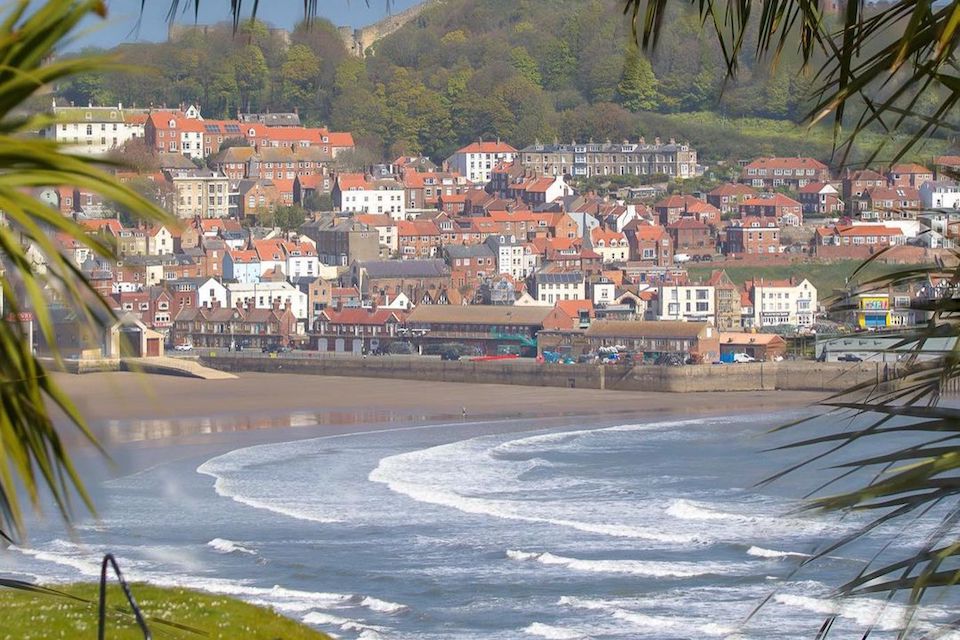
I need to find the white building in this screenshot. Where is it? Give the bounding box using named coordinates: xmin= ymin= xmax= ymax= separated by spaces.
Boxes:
xmin=920 ymin=180 xmax=960 ymax=210
xmin=333 ymin=173 xmax=406 ymax=219
xmin=484 ymin=234 xmax=528 ymax=280
xmin=39 ymin=102 xmax=145 ymax=156
xmin=227 ymin=281 xmax=309 ymax=321
xmin=656 ymin=284 xmax=716 ymax=323
xmin=147 ymin=226 xmax=175 ymax=256
xmin=446 ymin=140 xmax=518 ymax=184
xmin=589 ymin=227 xmax=630 ymax=264
xmin=591 ymin=277 xmax=617 ymax=306
xmin=197 ymin=277 xmax=228 ymax=309
xmin=748 ymin=278 xmax=818 ymax=328
xmin=535 ymin=272 xmax=586 ymax=304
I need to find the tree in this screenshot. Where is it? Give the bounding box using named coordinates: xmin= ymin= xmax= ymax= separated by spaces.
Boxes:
xmin=259 ymin=204 xmax=307 ymax=232
xmin=616 ymin=44 xmax=658 ymax=112
xmin=0 ymin=0 xmax=171 ymax=540
xmin=232 ymin=44 xmax=268 ymax=112
xmin=303 ymin=191 xmax=332 ymax=212
xmin=279 ymin=43 xmax=320 ymax=107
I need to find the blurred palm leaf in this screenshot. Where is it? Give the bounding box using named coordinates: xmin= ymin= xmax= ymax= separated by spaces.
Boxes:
xmin=621 ymin=2 xmax=960 ymax=636
xmin=0 ymin=0 xmax=172 ymax=541
xmin=624 ymin=0 xmax=960 ymax=165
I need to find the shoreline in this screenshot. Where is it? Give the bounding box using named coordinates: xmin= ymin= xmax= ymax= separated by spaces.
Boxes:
xmin=50 ymin=370 xmax=828 ymax=445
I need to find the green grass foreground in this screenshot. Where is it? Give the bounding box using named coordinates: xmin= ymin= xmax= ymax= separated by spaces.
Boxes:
xmin=0 ymin=583 xmax=333 ymax=640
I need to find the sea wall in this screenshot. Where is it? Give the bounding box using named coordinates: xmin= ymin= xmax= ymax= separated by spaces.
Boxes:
xmin=200 ymin=355 xmax=886 ymax=393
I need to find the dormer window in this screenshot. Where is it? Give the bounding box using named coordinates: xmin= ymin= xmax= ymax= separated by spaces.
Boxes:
xmin=169 ymin=119 xmax=176 ymax=128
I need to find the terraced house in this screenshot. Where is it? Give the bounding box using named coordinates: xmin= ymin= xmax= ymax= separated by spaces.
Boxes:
xmin=520 ymin=138 xmax=698 ymax=180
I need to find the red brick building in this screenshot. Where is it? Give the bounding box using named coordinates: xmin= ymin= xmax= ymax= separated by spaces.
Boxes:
xmin=739 ymin=193 xmax=803 ymax=226
xmin=724 ymin=217 xmax=780 ymax=255
xmin=706 ymin=183 xmax=758 ymax=216
xmin=740 ymin=157 xmax=831 ymax=190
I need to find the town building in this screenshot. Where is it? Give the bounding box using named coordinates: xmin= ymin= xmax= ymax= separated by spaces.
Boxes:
xmin=740 ymin=157 xmax=831 ymax=190
xmin=519 ymin=138 xmax=698 ymax=180
xmin=171 ymin=301 xmax=298 ymax=350
xmin=920 ymin=181 xmax=960 ymax=210
xmin=738 ymin=193 xmax=803 ymax=226
xmin=39 ymin=102 xmax=146 ymax=155
xmin=333 ymin=173 xmax=406 ymax=219
xmin=706 ymin=270 xmax=742 ymax=331
xmin=538 ymin=320 xmax=719 ymax=363
xmin=655 ymin=283 xmax=716 ymax=323
xmin=745 ymin=277 xmax=818 ymax=327
xmin=623 ymin=222 xmax=673 ymax=266
xmin=405 ymin=304 xmax=551 ymax=356
xmin=312 ymin=308 xmax=405 ymax=354
xmin=724 ymin=217 xmax=780 ymax=255
xmin=226 ymin=281 xmax=309 ymax=323
xmin=446 ymin=140 xmax=518 ymax=184
xmin=300 ymin=218 xmax=380 ymax=266
xmin=887 ymin=163 xmax=933 ymax=189
xmin=796 ymin=182 xmax=843 ymax=216
xmin=170 ymin=169 xmax=230 ymax=218
xmin=706 ymin=183 xmax=758 ymax=216
xmin=534 ymin=271 xmax=586 ymax=304
xmin=485 ymin=234 xmax=529 ymax=280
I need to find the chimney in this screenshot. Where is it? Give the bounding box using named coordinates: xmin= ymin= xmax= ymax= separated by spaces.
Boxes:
xmin=272 ymin=297 xmax=281 ymax=312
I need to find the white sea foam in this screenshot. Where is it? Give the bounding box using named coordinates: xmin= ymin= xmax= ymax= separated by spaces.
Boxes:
xmin=524 ymin=622 xmax=586 ymax=639
xmin=207 ymin=538 xmax=257 ymax=555
xmin=302 ymin=612 xmax=389 ymax=635
xmin=747 ymin=545 xmax=810 ymax=559
xmin=558 ymin=596 xmax=735 ymax=636
xmin=507 ymin=550 xmax=745 ymax=578
xmin=666 ymin=498 xmax=734 ymax=521
xmin=775 ymin=593 xmax=913 ymax=632
xmin=370 ymin=462 xmax=702 ymax=544
xmin=360 ymin=595 xmax=409 ymax=614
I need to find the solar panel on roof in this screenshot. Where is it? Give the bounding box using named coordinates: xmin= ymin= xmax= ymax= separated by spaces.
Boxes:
xmin=204 ymin=124 xmax=221 ymax=133
xmin=225 ymin=124 xmax=241 ymax=133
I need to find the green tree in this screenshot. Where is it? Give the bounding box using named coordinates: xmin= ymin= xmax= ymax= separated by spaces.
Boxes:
xmin=303 ymin=191 xmax=333 ymax=212
xmin=232 ymin=44 xmax=268 ymax=112
xmin=261 ymin=204 xmax=308 ymax=232
xmin=509 ymin=46 xmax=542 ymax=87
xmin=616 ymin=44 xmax=659 ymax=112
xmin=279 ymin=44 xmax=320 ymax=107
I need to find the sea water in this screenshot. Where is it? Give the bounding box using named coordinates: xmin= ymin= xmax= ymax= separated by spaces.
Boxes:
xmin=3 ymin=410 xmax=958 ymax=639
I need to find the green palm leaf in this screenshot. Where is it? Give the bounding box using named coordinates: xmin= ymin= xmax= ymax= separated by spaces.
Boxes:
xmin=0 ymin=0 xmax=173 ymax=541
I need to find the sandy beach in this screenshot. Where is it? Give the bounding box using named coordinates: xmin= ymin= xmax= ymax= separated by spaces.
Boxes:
xmin=49 ymin=370 xmax=828 ymax=444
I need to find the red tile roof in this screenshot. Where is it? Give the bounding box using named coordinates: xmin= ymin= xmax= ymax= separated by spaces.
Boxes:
xmin=456 ymin=141 xmax=518 ymax=154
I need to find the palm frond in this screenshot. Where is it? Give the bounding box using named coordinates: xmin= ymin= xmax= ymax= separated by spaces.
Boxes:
xmin=625 ymin=0 xmax=960 ymax=163
xmin=0 ymin=0 xmax=173 ymax=541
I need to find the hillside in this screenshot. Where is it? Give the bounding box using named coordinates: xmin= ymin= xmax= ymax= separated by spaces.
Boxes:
xmin=57 ymin=0 xmax=955 ymax=164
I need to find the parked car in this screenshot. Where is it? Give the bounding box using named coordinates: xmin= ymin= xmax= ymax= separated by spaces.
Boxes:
xmin=673 ymin=253 xmax=691 ymax=263
xmin=440 ymin=350 xmax=461 ymax=361
xmin=262 ymin=343 xmax=290 ymax=354
xmin=732 ymin=353 xmax=756 ymax=363
xmin=838 ymin=353 xmax=864 ymax=362
xmin=173 ymin=343 xmax=193 ymax=352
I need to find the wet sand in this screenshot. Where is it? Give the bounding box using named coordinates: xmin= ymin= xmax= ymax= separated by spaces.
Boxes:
xmin=51 ymin=371 xmax=828 ymax=443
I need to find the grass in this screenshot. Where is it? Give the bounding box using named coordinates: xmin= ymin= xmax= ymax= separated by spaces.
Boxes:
xmin=636 ymin=111 xmax=952 ymax=166
xmin=0 ymin=583 xmax=333 ymax=640
xmin=687 ymin=260 xmax=928 ymax=296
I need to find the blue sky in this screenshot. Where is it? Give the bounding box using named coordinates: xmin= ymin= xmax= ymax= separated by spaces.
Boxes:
xmin=66 ymin=0 xmax=424 ymax=51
